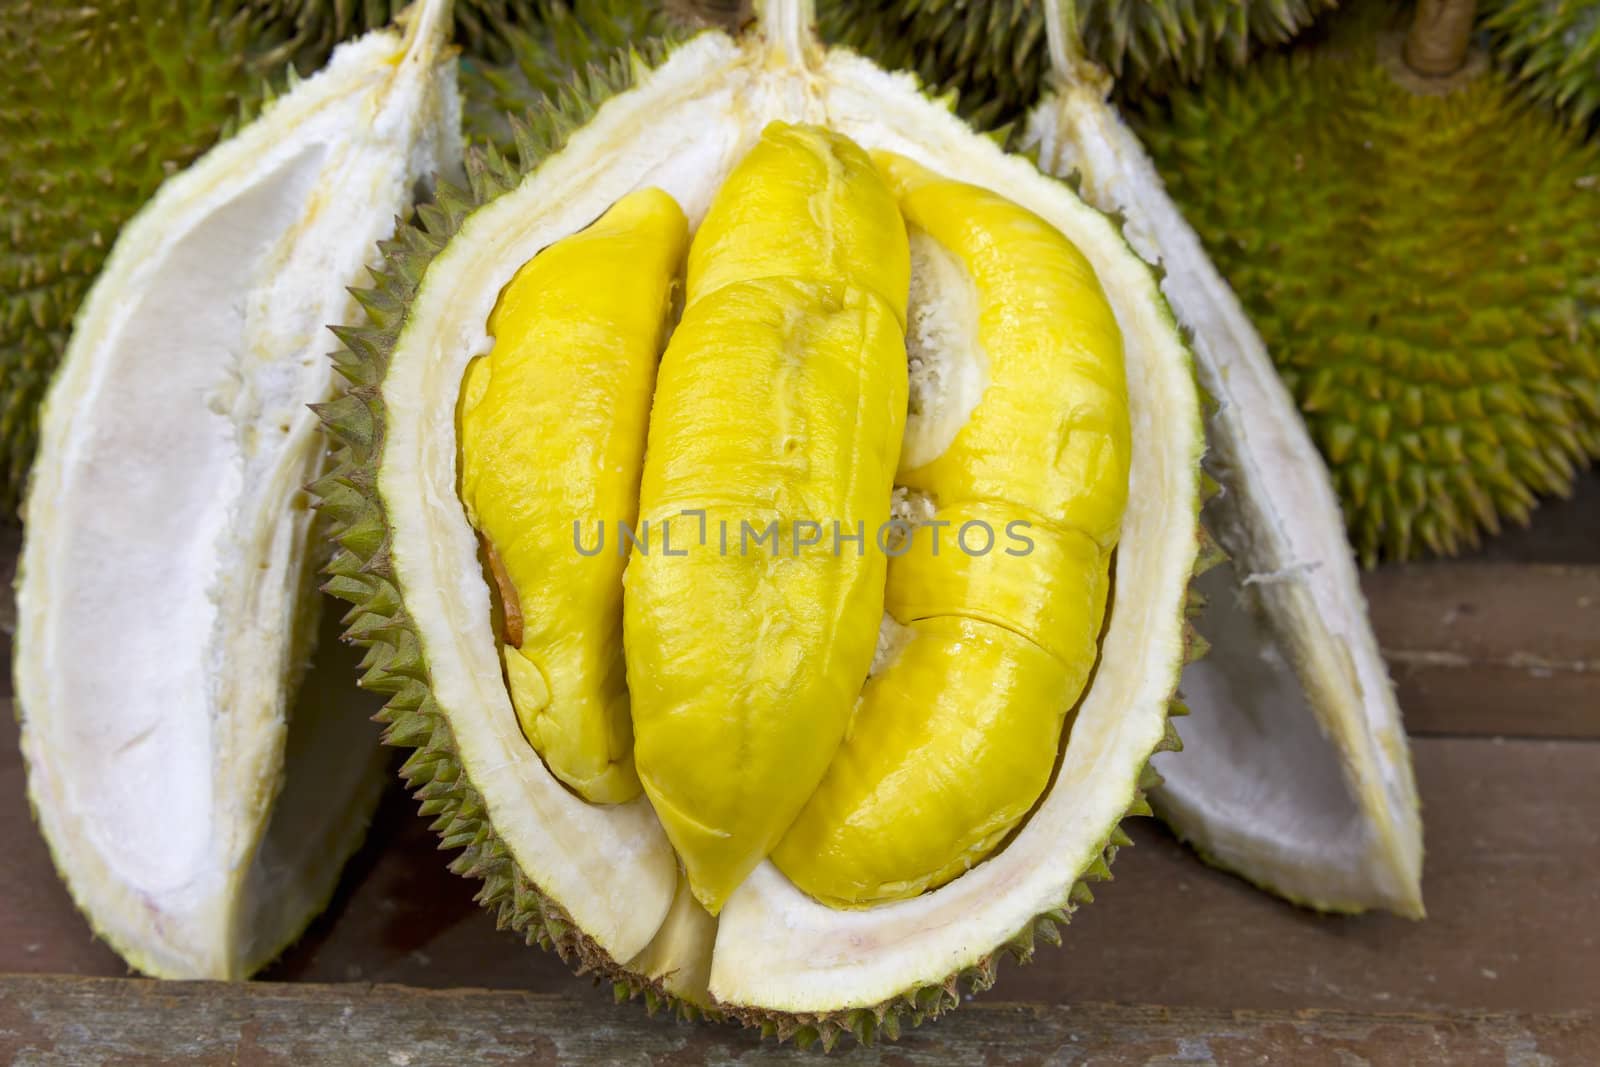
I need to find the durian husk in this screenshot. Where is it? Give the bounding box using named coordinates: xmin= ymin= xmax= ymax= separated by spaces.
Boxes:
xmin=14 ymin=1 xmax=461 ymax=978
xmin=1023 ymin=0 xmax=1423 ymax=915
xmin=1481 ymin=0 xmax=1600 ymax=126
xmin=311 ymin=2 xmax=1211 ymax=1044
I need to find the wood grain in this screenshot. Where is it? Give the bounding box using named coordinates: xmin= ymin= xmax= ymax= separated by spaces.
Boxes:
xmin=0 ymin=974 xmax=1593 ymax=1064
xmin=1362 ymin=563 xmax=1600 ymax=738
xmin=6 ymin=708 xmax=1596 ymax=1016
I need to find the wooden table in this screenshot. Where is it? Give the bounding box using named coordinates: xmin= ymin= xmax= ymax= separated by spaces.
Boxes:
xmin=2 ymin=476 xmax=1596 ymax=1063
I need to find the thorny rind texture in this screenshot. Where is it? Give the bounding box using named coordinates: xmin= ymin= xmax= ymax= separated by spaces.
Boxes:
xmin=1136 ymin=1 xmax=1600 ymax=564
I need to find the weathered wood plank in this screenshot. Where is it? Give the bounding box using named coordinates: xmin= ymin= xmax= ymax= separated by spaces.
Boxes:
xmin=256 ymin=736 xmax=1600 ymax=1014
xmin=1362 ymin=564 xmax=1600 ymax=738
xmin=0 ymin=974 xmax=1593 ymax=1065
xmin=4 ymin=726 xmax=1596 ymax=1014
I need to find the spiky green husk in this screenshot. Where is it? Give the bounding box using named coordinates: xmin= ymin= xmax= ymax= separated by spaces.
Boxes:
xmin=1481 ymin=0 xmax=1600 ymax=127
xmin=252 ymin=0 xmax=546 ymax=62
xmin=456 ymin=0 xmax=684 ymax=150
xmin=310 ymin=35 xmax=1215 ymax=1047
xmin=817 ymin=0 xmax=1339 ymax=128
xmin=1135 ymin=3 xmax=1600 ymax=565
xmin=0 ymin=1 xmax=301 ymax=512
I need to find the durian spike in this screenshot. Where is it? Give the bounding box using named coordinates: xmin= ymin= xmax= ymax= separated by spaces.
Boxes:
xmin=1026 ymin=0 xmax=1424 ymax=916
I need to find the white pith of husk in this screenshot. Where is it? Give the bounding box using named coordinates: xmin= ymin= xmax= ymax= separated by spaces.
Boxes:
xmin=376 ymin=5 xmax=1201 ymax=1014
xmin=14 ymin=3 xmax=461 ymax=979
xmin=1021 ymin=12 xmax=1423 ymax=916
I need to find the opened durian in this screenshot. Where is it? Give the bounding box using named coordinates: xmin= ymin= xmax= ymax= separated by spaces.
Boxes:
xmin=314 ymin=0 xmax=1207 ymax=1041
xmin=817 ymin=0 xmax=1340 ymax=126
xmin=1137 ymin=0 xmax=1600 ymax=564
xmin=15 ymin=0 xmax=460 ymax=978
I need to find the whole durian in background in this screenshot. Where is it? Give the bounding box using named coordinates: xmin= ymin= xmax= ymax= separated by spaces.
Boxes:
xmin=457 ymin=0 xmax=692 ymax=149
xmin=816 ymin=0 xmax=1341 ymax=126
xmin=1481 ymin=0 xmax=1600 ymax=126
xmin=1137 ymin=0 xmax=1600 ymax=563
xmin=0 ymin=1 xmax=294 ymax=511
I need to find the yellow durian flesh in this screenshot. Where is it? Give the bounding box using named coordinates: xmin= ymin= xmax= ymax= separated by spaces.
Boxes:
xmin=454 ymin=125 xmax=1131 ymax=914
xmin=625 ymin=121 xmax=910 ymax=914
xmin=772 ymin=154 xmax=1131 ymax=906
xmin=457 ymin=188 xmax=689 ymax=804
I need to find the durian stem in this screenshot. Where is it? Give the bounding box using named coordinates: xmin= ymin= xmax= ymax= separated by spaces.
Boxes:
xmin=1042 ymin=0 xmax=1081 ymax=83
xmin=401 ymin=0 xmax=455 ymax=62
xmin=1042 ymin=0 xmax=1109 ymax=94
xmin=756 ymin=0 xmax=815 ymax=64
xmin=1404 ymin=0 xmax=1476 ymax=77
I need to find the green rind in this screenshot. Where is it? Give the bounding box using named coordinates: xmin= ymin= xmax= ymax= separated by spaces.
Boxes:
xmin=1135 ymin=1 xmax=1600 ymax=564
xmin=817 ymin=0 xmax=1340 ymax=129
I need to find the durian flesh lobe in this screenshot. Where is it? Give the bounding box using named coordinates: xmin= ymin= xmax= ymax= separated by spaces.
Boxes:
xmin=316 ymin=0 xmax=1203 ymax=1038
xmin=624 ymin=125 xmax=913 ymax=914
xmin=15 ymin=5 xmax=461 ymax=978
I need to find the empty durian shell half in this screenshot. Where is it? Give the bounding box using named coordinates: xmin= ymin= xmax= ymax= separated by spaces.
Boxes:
xmin=314 ymin=0 xmax=1202 ymax=1041
xmin=14 ymin=0 xmax=461 ymax=978
xmin=1022 ymin=0 xmax=1424 ymax=917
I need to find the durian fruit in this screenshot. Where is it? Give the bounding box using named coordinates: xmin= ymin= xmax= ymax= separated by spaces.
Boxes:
xmin=816 ymin=0 xmax=1340 ymax=126
xmin=1482 ymin=0 xmax=1600 ymax=125
xmin=0 ymin=1 xmax=290 ymax=512
xmin=1136 ymin=0 xmax=1600 ymax=564
xmin=1022 ymin=0 xmax=1423 ymax=912
xmin=15 ymin=0 xmax=460 ymax=978
xmin=313 ymin=0 xmax=1210 ymax=1041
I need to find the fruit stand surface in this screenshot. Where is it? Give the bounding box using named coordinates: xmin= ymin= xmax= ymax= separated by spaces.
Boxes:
xmin=0 ymin=476 xmax=1596 ymax=1064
